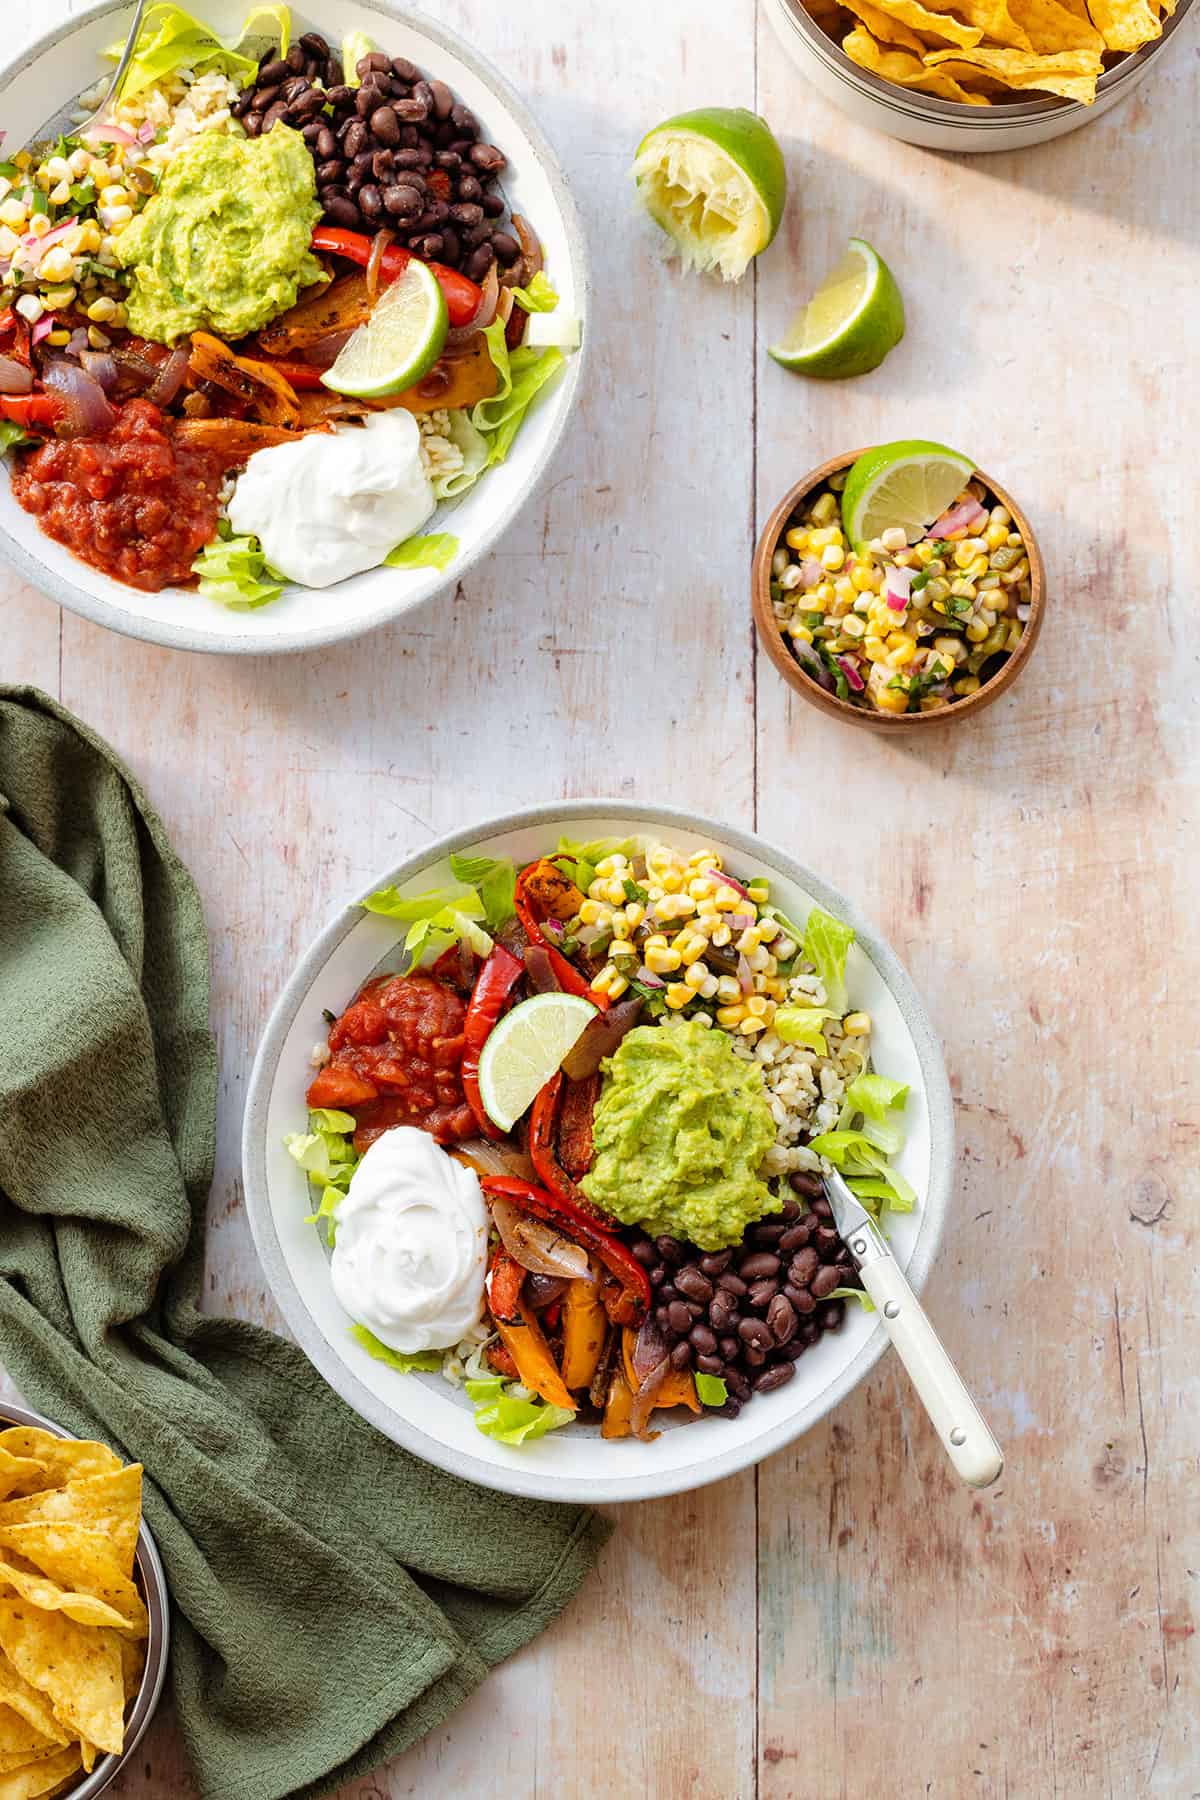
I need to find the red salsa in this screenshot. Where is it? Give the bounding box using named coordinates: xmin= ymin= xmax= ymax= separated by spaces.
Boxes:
xmin=12 ymin=399 xmax=227 ymax=593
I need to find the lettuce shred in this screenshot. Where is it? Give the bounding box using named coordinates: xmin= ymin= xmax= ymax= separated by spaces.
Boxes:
xmin=447 ymin=852 xmax=516 ymax=930
xmin=464 ymin=1376 xmax=574 ymax=1444
xmin=361 ymin=883 xmax=492 ymax=967
xmin=803 ymin=907 xmax=856 ymax=1016
xmin=351 ymin=1325 xmax=442 ymax=1373
xmin=192 ymin=532 xmax=284 ymax=610
xmin=108 ymin=4 xmax=292 ymax=100
xmin=385 ymin=533 xmax=459 ymax=572
xmin=284 ymin=1107 xmax=359 ymax=1244
xmin=473 ymin=321 xmax=565 ymax=466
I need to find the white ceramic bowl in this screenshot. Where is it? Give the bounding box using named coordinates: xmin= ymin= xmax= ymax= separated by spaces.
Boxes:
xmin=0 ymin=0 xmax=587 ymax=654
xmin=242 ymin=801 xmax=955 ymax=1503
xmin=765 ymin=0 xmax=1196 ymax=151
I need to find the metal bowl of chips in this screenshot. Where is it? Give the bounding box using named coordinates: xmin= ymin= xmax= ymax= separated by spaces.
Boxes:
xmin=0 ymin=1402 xmax=170 ymax=1800
xmin=766 ymin=0 xmax=1195 ymax=149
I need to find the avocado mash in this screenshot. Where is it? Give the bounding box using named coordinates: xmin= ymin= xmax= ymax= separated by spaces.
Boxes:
xmin=582 ymin=1020 xmax=776 ymax=1251
xmin=115 ymin=127 xmax=326 ymax=344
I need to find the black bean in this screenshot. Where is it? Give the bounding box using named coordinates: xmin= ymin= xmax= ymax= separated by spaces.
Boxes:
xmin=315 ymin=125 xmax=338 ymax=160
xmin=355 ymin=85 xmax=381 ymax=118
xmin=291 ymin=88 xmax=327 ymax=121
xmin=371 ymin=106 xmax=401 ymax=146
xmin=393 ymin=147 xmax=425 ymax=171
xmin=435 ymin=150 xmax=462 ymax=173
xmin=359 ymin=184 xmax=383 ymax=221
xmin=411 ymin=79 xmax=434 ymax=111
xmin=449 ymin=201 xmax=484 ymax=229
xmin=791 ymin=1287 xmax=817 ymax=1316
xmin=411 ymin=232 xmax=444 ymax=260
xmin=831 ymin=1263 xmax=857 ymax=1291
xmin=655 ymin=1305 xmax=671 ymax=1330
xmin=675 ymin=1267 xmax=713 ymax=1304
xmin=655 ymin=1235 xmax=685 ymax=1266
xmin=384 ymin=183 xmax=423 ymax=219
xmin=811 ymin=1195 xmax=834 ymax=1221
xmin=325 ymin=57 xmax=343 ymax=88
xmin=810 ymin=1265 xmax=841 ymax=1300
xmin=465 ymin=242 xmax=495 ymax=281
xmin=689 ymin=1322 xmax=718 ymax=1355
xmin=427 ymin=78 xmax=455 ymax=120
xmin=719 ymin=1335 xmax=740 ymax=1361
xmin=316 ymin=160 xmax=345 ymax=187
xmin=782 ymin=1281 xmax=808 ymax=1309
xmin=738 ymin=1317 xmax=773 ymax=1352
xmin=752 ymin=1219 xmax=787 ymax=1247
xmin=323 ymin=195 xmax=362 ymax=229
xmin=789 ymin=1248 xmax=820 ymax=1286
xmin=257 ymin=57 xmax=289 ymax=86
xmin=754 ymin=1362 xmax=796 ymax=1394
xmin=748 ymin=1278 xmax=779 ymax=1310
xmin=815 ymin=1226 xmax=843 ymax=1258
xmin=820 ymin=1301 xmax=845 ymax=1330
xmin=767 ymin=1294 xmax=797 ymax=1344
xmin=438 ymin=226 xmax=460 ymax=265
xmin=250 ymin=86 xmax=275 ymax=112
xmin=359 ymin=51 xmax=393 ymax=76
xmin=717 ymin=1271 xmax=747 ymax=1297
xmin=395 ymin=96 xmax=430 ymax=123
xmin=778 ymin=1338 xmax=808 ymax=1361
xmin=720 ymin=1398 xmax=743 ymax=1419
xmin=285 ymin=43 xmax=305 ymax=73
xmin=657 ymin=1283 xmax=679 ymax=1307
xmin=280 ymin=74 xmax=308 ymax=102
xmin=698 ymin=1250 xmax=732 ymax=1277
xmin=739 ymin=1251 xmax=781 ymax=1281
xmin=325 ymin=84 xmax=355 ymax=109
xmin=666 ymin=1300 xmax=691 ymax=1336
xmin=415 ymin=201 xmax=448 ymax=230
xmin=231 ymin=89 xmax=255 ymax=118
xmin=647 ymin=1263 xmax=666 ymax=1287
xmin=801 ymin=1319 xmax=822 ymax=1345
xmin=392 ymin=55 xmax=422 ymax=81
xmin=779 ymin=1221 xmax=813 ymax=1254
xmin=470 ymin=142 xmax=507 ymax=173
xmin=261 ymin=101 xmax=289 ymax=133
xmin=342 ymin=120 xmax=368 ymax=159
xmin=243 ymin=110 xmax=263 ymax=136
xmin=460 ymin=219 xmax=491 ymax=249
xmin=708 ymin=1293 xmax=735 ymax=1333
xmin=300 ymin=30 xmax=332 ymax=58
xmin=631 ymin=1239 xmax=657 ymax=1266
xmin=780 ymin=1197 xmax=802 ymax=1222
xmin=448 ymin=99 xmax=475 ymax=132
xmin=399 ymin=123 xmax=421 ymax=148
xmin=482 ymin=193 xmax=506 ymax=218
xmin=670 ymin=1340 xmax=693 ymax=1371
xmin=744 ymin=1345 xmax=768 ymax=1369
xmin=697 ymin=1353 xmax=724 ymax=1376
xmin=790 ymin=1170 xmax=824 ymax=1197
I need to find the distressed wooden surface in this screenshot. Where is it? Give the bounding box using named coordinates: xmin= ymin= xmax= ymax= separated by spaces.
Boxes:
xmin=4 ymin=0 xmax=1198 ymax=1794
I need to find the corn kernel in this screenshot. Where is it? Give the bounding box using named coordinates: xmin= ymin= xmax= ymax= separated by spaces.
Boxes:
xmin=789 ymin=624 xmax=813 ymax=645
xmin=45 ymin=329 xmax=70 ymax=346
xmin=716 ymin=1003 xmax=746 ymax=1028
xmin=880 ymin=526 xmax=908 ymax=552
xmin=965 ymin=619 xmax=989 ymax=643
xmin=684 ymin=961 xmax=709 ymax=991
xmin=810 ymin=490 xmax=839 ymax=525
xmin=698 ymin=974 xmax=719 ymax=1001
xmin=745 ymin=994 xmax=768 ymax=1018
xmin=622 ymin=902 xmax=645 ymax=929
xmin=14 ymin=294 xmax=44 ymax=323
xmin=984 ymin=522 xmax=1008 ymax=550
xmin=953 ymin=674 xmax=981 ymax=696
xmin=808 ymin=525 xmax=843 ymax=549
xmin=716 ymin=975 xmax=741 ymax=1004
xmin=761 ymin=977 xmax=788 ymax=1000
xmin=860 ymin=634 xmax=886 ymax=663
xmin=593 ymin=853 xmax=626 ymax=878
xmin=888 ymin=635 xmax=916 ymax=667
xmin=756 ymin=915 xmax=779 ymax=941
xmin=610 ymin=912 xmax=631 ymax=941
xmin=875 ymin=686 xmax=909 ymax=715
xmin=747 ymin=882 xmax=769 ymax=904
xmin=664 ymin=983 xmax=691 ymax=1011
xmin=659 ymin=870 xmax=682 ymax=894
xmin=710 ymin=923 xmax=732 ymax=948
xmin=608 ymin=936 xmax=637 ymax=959
xmin=785 ymin=526 xmax=809 ymax=551
xmin=850 ymin=564 xmax=875 ymax=593
xmin=75 ymin=220 xmax=103 ymax=255
xmin=0 ymin=226 xmax=18 ymax=258
xmin=841 ymin=614 xmax=865 ymax=639
xmin=42 ymin=283 xmax=77 ymax=311
xmin=820 ymin=543 xmax=845 ymax=572
xmin=67 ymin=148 xmax=93 ymax=179
xmin=49 ymin=181 xmax=71 ymax=207
xmin=678 ymin=934 xmax=707 ymax=967
xmin=643 ymin=943 xmax=681 ymax=975
xmin=687 ymin=875 xmax=716 ymax=900
xmin=738 ymin=1017 xmax=765 ymax=1036
xmin=29 ymin=212 xmax=53 ymax=239
xmin=87 ymin=325 xmax=112 ymax=349
xmin=590 ymin=964 xmax=628 ymax=999
xmin=713 ymin=886 xmax=741 ymax=911
xmin=735 ymin=926 xmax=761 ymax=954
xmin=833 ymin=576 xmax=856 ymax=607
xmin=814 ymin=581 xmax=836 ymax=607
xmin=843 ymin=1011 xmax=871 ymax=1035
xmin=38 ymin=244 xmax=75 ymax=284
xmin=990 ymin=504 xmax=1011 ymax=528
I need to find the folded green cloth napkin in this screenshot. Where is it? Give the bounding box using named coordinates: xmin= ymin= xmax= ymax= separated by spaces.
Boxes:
xmin=0 ymin=687 xmax=609 ymax=1800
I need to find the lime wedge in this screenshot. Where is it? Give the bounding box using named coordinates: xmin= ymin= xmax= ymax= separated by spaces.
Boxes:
xmin=477 ymin=992 xmax=597 ymax=1131
xmin=632 ymin=107 xmax=787 ymax=283
xmin=322 ymin=259 xmax=447 ymax=400
xmin=841 ymin=440 xmax=976 ymax=550
xmin=768 ymin=237 xmax=904 ymax=380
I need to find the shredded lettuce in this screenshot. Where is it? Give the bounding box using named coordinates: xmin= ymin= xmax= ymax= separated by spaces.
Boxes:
xmin=284 ymin=1107 xmax=359 ymax=1243
xmin=0 ymin=422 xmax=34 ymax=456
xmin=808 ymin=1129 xmax=915 ymax=1214
xmin=509 ymin=271 xmax=559 ymax=314
xmin=351 ymin=1325 xmax=442 ymax=1373
xmin=341 ymin=29 xmax=374 ymax=86
xmin=845 ymin=1073 xmax=909 ymax=1155
xmin=361 ymin=884 xmax=492 ymax=966
xmin=107 ymin=4 xmax=291 ymax=100
xmin=830 ymin=1287 xmax=876 ymax=1312
xmin=384 ymin=533 xmax=459 ymax=572
xmin=553 ymin=834 xmax=643 ymax=895
xmin=803 ymin=907 xmax=856 ymax=1015
xmin=465 ymin=1376 xmax=574 ymax=1444
xmin=773 ymin=1006 xmax=837 ymax=1054
xmin=448 ymin=852 xmax=516 ymax=931
xmin=428 ymin=410 xmax=490 ymax=500
xmin=694 ymin=1372 xmax=728 ymax=1407
xmin=473 ymin=322 xmax=565 ymax=466
xmin=192 ymin=532 xmax=284 ymax=610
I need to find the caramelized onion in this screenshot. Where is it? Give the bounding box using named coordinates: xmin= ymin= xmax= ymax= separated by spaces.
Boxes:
xmin=299 ymin=329 xmax=356 ymax=369
xmin=524 ymin=1273 xmax=569 ymax=1310
xmin=366 ymin=227 xmax=394 ymax=306
xmin=630 ymin=1358 xmax=670 ymax=1440
xmin=42 ymin=361 xmax=115 ymax=436
xmin=490 ymin=1197 xmax=593 ymax=1282
xmin=145 ymin=346 xmax=190 ymax=410
xmin=451 ymin=1138 xmax=535 ymax=1182
xmin=79 ymin=351 xmax=117 ymax=393
xmin=0 ymin=356 xmax=33 ymax=396
xmin=445 ymin=260 xmax=499 ymax=346
xmin=631 ymin=1314 xmax=668 ymax=1382
xmin=561 ymin=996 xmax=643 ymax=1080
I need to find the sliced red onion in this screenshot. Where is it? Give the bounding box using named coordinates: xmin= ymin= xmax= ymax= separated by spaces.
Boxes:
xmin=84 ymin=121 xmax=136 ymax=146
xmin=635 ymin=965 xmax=665 ymax=990
xmin=365 ymin=226 xmax=394 ymax=305
xmin=790 ymin=637 xmax=824 ymax=675
xmin=541 ymin=916 xmax=565 ymax=940
xmin=737 ymin=952 xmax=753 ymax=996
xmin=630 ymin=1357 xmax=670 ymax=1440
xmin=145 ymin=345 xmax=190 ymax=409
xmin=800 ymin=557 xmax=824 ymax=588
xmin=928 ymin=497 xmax=985 ymax=537
xmin=454 ymin=1137 xmax=536 ymax=1182
xmin=837 ymin=655 xmax=866 ymax=693
xmin=0 ymin=355 xmax=33 ymax=395
xmin=79 ymin=350 xmax=118 ymax=392
xmin=31 ymin=316 xmax=55 ymax=347
xmin=523 ymin=944 xmax=559 ymax=993
xmin=716 ymin=869 xmax=753 ymax=901
xmin=445 ymin=259 xmax=499 ymax=345
xmin=42 ymin=359 xmax=115 ymax=436
xmin=1016 ymin=603 xmax=1031 ymax=623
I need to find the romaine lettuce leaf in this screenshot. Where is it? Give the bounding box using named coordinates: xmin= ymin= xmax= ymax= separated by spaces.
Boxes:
xmin=803 ymin=907 xmax=856 ymax=1015
xmin=473 ymin=322 xmax=565 ymax=466
xmin=509 ymin=271 xmax=559 ymax=314
xmin=808 ymin=1129 xmax=915 ymax=1213
xmin=108 ymin=4 xmax=291 ymax=101
xmin=773 ymin=1006 xmax=836 ymax=1054
xmin=192 ymin=532 xmax=284 ymax=610
xmin=284 ymin=1107 xmax=360 ymax=1243
xmin=351 ymin=1324 xmax=442 ymax=1373
xmin=448 ymin=852 xmax=516 ymax=930
xmin=361 ymin=884 xmax=492 ymax=964
xmin=845 ymin=1072 xmax=909 ymax=1155
xmin=694 ymin=1372 xmax=728 ymax=1407
xmin=384 ymin=532 xmax=459 ymax=572
xmin=830 ymin=1286 xmax=876 ymax=1312
xmin=465 ymin=1376 xmax=574 ymax=1444
xmin=429 ymin=410 xmax=490 ymax=500
xmin=552 ymin=834 xmax=644 ymax=895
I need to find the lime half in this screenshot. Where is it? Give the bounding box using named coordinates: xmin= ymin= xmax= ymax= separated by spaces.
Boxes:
xmin=841 ymin=440 xmax=976 ymax=549
xmin=633 ymin=107 xmax=787 ymax=282
xmin=768 ymin=238 xmax=904 ymax=380
xmin=322 ymin=258 xmax=447 ymax=400
xmin=477 ymin=992 xmax=597 ymax=1132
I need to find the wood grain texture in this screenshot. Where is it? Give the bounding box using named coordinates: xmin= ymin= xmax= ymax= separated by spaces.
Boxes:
xmin=3 ymin=0 xmax=1197 ymax=1794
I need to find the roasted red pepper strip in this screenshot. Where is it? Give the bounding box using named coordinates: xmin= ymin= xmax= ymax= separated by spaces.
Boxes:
xmin=253 ymin=357 xmax=329 ymax=392
xmin=514 ymin=865 xmax=610 ymax=1010
xmin=528 ymin=1072 xmax=618 ymax=1229
xmin=461 ymin=944 xmax=524 ymax=1140
xmin=310 ymin=227 xmax=483 ymax=329
xmin=487 ymin=1245 xmax=525 ymax=1324
xmin=482 ymin=1176 xmax=650 ymax=1327
xmin=0 ymin=395 xmax=61 ymax=429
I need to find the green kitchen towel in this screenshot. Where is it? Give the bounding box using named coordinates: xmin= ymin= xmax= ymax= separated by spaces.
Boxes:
xmin=0 ymin=687 xmax=610 ymax=1800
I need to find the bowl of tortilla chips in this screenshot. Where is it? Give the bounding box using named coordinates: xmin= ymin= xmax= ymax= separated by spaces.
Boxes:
xmin=765 ymin=0 xmax=1193 ymax=148
xmin=0 ymin=1404 xmax=168 ymax=1800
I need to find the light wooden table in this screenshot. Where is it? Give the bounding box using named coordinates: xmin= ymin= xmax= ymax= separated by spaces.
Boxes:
xmin=5 ymin=1 xmax=1198 ymax=1794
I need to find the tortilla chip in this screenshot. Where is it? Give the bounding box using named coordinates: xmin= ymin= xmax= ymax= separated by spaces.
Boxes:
xmin=0 ymin=1528 xmax=147 ymax=1640
xmin=926 ymin=41 xmax=1103 ymax=95
xmin=1084 ymin=0 xmax=1161 ymax=45
xmin=915 ymin=0 xmax=1034 ymax=45
xmin=0 ymin=1468 xmax=44 ymax=1517
xmin=842 ymin=0 xmax=931 ymax=51
xmin=0 ymin=1437 xmax=119 ymax=1503
xmin=856 ymin=0 xmax=987 ymax=43
xmin=0 ymin=1469 xmax=142 ymax=1579
xmin=118 ymin=1635 xmax=146 ymax=1707
xmin=1011 ymin=0 xmax=1106 ymax=47
xmin=0 ymin=1708 xmax=57 ymax=1768
xmin=78 ymin=1739 xmax=97 ymax=1774
xmin=0 ymin=1663 xmax=67 ymax=1751
xmin=844 ymin=24 xmax=995 ymax=95
xmin=0 ymin=1604 xmax=124 ymax=1756
xmin=0 ymin=1746 xmax=59 ymax=1778
xmin=0 ymin=1743 xmax=81 ymax=1800
xmin=0 ymin=1555 xmax=139 ymax=1637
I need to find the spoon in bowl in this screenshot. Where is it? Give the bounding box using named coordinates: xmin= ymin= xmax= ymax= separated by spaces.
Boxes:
xmin=823 ymin=1168 xmax=1004 ymax=1489
xmin=75 ymin=0 xmax=150 ymax=140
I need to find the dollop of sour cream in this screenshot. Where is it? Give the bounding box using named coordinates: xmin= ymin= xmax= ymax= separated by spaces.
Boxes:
xmin=330 ymin=1127 xmax=488 ymax=1355
xmin=227 ymin=411 xmax=434 ymax=589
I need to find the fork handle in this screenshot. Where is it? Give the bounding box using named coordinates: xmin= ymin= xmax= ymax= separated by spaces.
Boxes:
xmin=856 ymin=1255 xmax=1004 ymax=1488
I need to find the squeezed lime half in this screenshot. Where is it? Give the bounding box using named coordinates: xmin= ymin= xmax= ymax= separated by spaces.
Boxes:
xmin=632 ymin=107 xmax=787 ymax=282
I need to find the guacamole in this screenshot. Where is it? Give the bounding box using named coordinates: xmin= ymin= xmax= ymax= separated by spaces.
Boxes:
xmin=115 ymin=127 xmax=326 ymax=345
xmin=581 ymin=1021 xmax=776 ymax=1251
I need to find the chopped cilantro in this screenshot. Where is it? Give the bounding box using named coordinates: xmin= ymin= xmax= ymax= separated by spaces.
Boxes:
xmin=622 ymin=877 xmax=650 ymax=905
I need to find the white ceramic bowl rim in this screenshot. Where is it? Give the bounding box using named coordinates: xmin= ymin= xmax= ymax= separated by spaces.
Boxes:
xmin=0 ymin=1401 xmax=170 ymax=1800
xmin=0 ymin=0 xmax=589 ymax=655
xmin=242 ymin=799 xmax=956 ymax=1503
xmin=771 ymin=0 xmax=1196 ymax=124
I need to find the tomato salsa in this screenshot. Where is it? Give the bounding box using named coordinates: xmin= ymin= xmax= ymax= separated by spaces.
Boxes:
xmin=12 ymin=400 xmax=226 ymax=593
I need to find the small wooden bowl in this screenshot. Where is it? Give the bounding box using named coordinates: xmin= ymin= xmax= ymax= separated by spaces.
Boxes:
xmin=752 ymin=451 xmax=1046 ymax=730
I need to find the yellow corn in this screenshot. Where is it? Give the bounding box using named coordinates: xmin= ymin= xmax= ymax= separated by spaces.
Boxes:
xmin=953 ymin=674 xmax=981 ymax=696
xmin=716 ymin=975 xmax=741 ymax=1004
xmin=738 ymin=1017 xmax=765 ymax=1036
xmin=734 ymin=926 xmax=761 ymax=954
xmin=785 ymin=526 xmax=809 ymax=551
xmin=608 ymin=936 xmax=637 ymax=960
xmin=683 ymin=961 xmax=709 ymax=991
xmin=593 ymin=853 xmax=626 ymax=877
xmin=46 ymin=329 xmax=70 ymax=347
xmin=874 ymin=685 xmax=909 ymax=716
xmin=688 ymin=875 xmax=716 ymax=900
xmin=843 ymin=1011 xmax=871 ymax=1035
xmin=745 ymin=994 xmax=768 ymax=1018
xmin=578 ymin=899 xmax=607 ymax=925
xmin=677 ymin=932 xmax=707 ymax=967
xmin=664 ymin=982 xmax=691 ymax=1011
xmin=716 ymin=1003 xmax=746 ymax=1028
xmin=710 ymin=923 xmax=732 ymax=948
xmin=590 ymin=965 xmax=629 ymax=999
xmin=810 ymin=490 xmax=839 ymax=525
xmin=821 ymin=543 xmax=845 ymax=572
xmin=888 ymin=636 xmax=916 ymax=668
xmin=965 ymin=619 xmax=989 ymax=643
xmin=643 ymin=942 xmax=682 ymax=975
xmin=42 ymin=282 xmax=77 ymax=310
xmin=863 ymin=634 xmax=888 ymax=663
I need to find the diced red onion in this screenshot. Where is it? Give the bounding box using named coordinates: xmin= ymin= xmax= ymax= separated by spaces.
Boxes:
xmin=24 ymin=222 xmax=76 ymax=258
xmin=0 ymin=355 xmax=33 ymax=395
xmin=491 ymin=1197 xmax=593 ymax=1282
xmin=1016 ymin=603 xmax=1031 ymax=623
xmin=31 ymin=316 xmax=55 ymax=346
xmin=445 ymin=259 xmax=499 ymax=345
xmin=84 ymin=121 xmax=136 ymax=146
xmin=636 ymin=965 xmax=665 ymax=989
xmin=800 ymin=557 xmax=824 ymax=588
xmin=837 ymin=655 xmax=866 ymax=693
xmin=885 ymin=566 xmax=912 ymax=604
xmin=145 ymin=345 xmax=190 ymax=409
xmin=737 ymin=952 xmax=753 ymax=996
xmin=79 ymin=350 xmax=118 ymax=392
xmin=137 ymin=121 xmax=156 ymax=145
xmin=542 ymin=916 xmax=565 ymax=940
xmin=729 ymin=911 xmax=755 ymax=932
xmin=717 ymin=869 xmax=753 ymax=901
xmin=67 ymin=328 xmax=89 ymax=358
xmin=790 ymin=638 xmax=824 ymax=675
xmin=928 ymin=497 xmax=985 ymax=537
xmin=42 ymin=360 xmax=115 ymax=436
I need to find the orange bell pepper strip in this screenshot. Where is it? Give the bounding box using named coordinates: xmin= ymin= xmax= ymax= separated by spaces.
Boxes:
xmin=601 ymin=1366 xmax=633 ymax=1439
xmin=494 ymin=1304 xmax=577 ymax=1412
xmin=486 ymin=1246 xmax=525 ymax=1324
xmin=561 ymin=1277 xmax=606 ymax=1390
